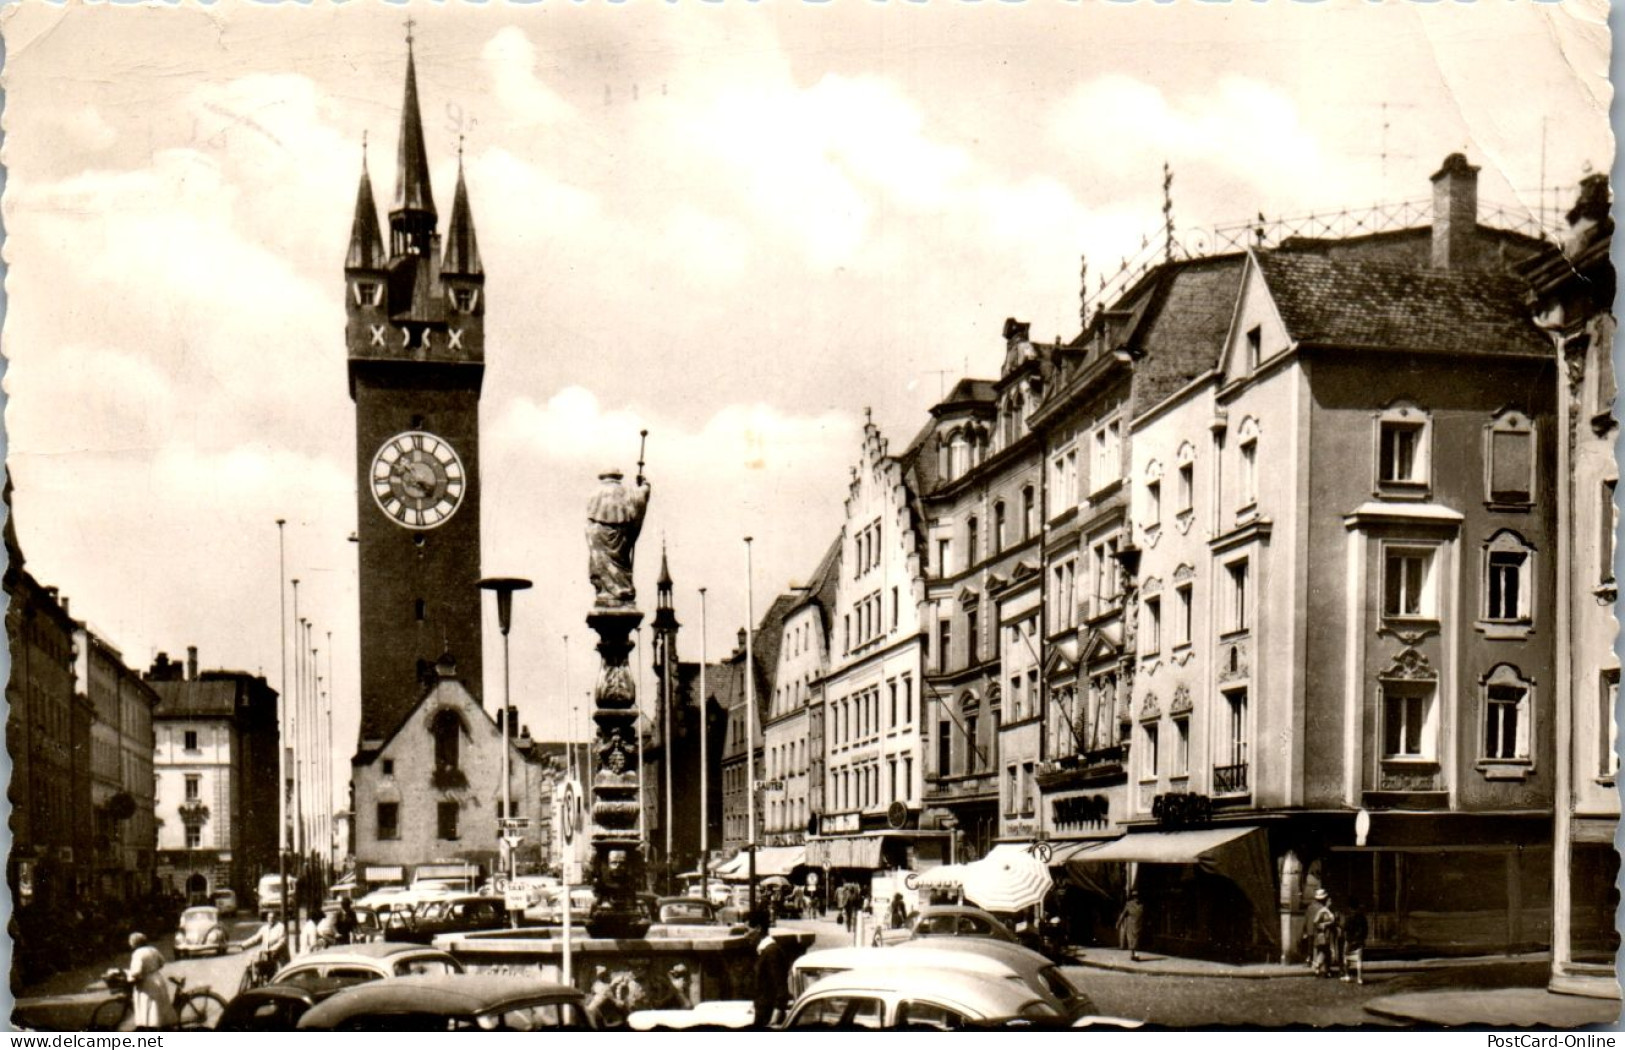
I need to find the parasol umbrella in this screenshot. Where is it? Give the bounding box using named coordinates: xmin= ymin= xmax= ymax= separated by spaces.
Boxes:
xmin=961 ymin=851 xmax=1053 ymax=913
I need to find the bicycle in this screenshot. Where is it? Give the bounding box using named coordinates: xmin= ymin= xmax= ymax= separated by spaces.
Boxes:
xmin=89 ymin=970 xmax=227 ymax=1031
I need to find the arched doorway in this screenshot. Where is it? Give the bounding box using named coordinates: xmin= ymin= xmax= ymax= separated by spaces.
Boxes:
xmin=185 ymin=872 xmax=208 ymax=902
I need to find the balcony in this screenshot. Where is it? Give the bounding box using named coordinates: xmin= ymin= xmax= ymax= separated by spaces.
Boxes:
xmin=1212 ymin=762 xmax=1249 ymax=795
xmin=1035 ymin=744 xmax=1129 ymax=789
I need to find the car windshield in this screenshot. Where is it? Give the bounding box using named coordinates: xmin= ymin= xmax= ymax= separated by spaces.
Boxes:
xmin=393 ymin=957 xmax=458 ymax=977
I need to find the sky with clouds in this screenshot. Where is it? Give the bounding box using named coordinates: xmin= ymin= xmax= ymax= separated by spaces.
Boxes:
xmin=1 ymin=1 xmax=1612 ymax=791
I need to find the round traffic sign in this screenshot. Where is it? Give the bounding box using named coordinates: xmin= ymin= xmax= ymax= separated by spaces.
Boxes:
xmin=561 ymin=782 xmax=581 ymax=845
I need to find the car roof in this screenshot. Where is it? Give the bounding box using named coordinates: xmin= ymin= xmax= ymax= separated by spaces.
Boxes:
xmin=297 ymin=974 xmax=582 ymax=1029
xmin=918 ymin=905 xmax=1002 ymax=919
xmin=657 ymin=897 xmax=712 ymax=906
xmin=282 ymin=942 xmax=452 ymax=966
xmin=905 ymin=937 xmax=1050 ymax=969
xmin=794 ymin=946 xmax=1015 ymax=978
xmin=182 ymin=905 xmax=217 ymax=915
xmin=799 ymin=967 xmax=1049 ymax=1016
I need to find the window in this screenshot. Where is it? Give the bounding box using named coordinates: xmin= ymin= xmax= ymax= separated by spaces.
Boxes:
xmin=432 ymin=713 xmax=461 ymax=772
xmin=1481 ymin=665 xmax=1531 ymax=762
xmin=1091 ymin=534 xmax=1121 ymax=617
xmin=1092 ymin=419 xmax=1121 ymax=494
xmin=1377 ymin=403 xmax=1430 ymax=489
xmin=967 ymin=517 xmax=980 ymax=568
xmin=184 ymin=730 xmax=199 ymax=752
xmin=938 ymin=619 xmax=952 ymax=673
xmin=1051 ymin=445 xmax=1079 ymax=517
xmin=355 ymin=280 xmax=381 ymax=306
xmin=1602 ymin=670 xmax=1619 ymax=779
xmin=891 ymin=587 xmax=899 ymax=629
xmin=1382 ymin=683 xmax=1434 ymax=760
xmin=994 ymin=502 xmax=1007 ymax=552
xmin=1239 ymin=438 xmax=1258 ymax=507
xmin=1048 ymin=559 xmax=1076 ymax=634
xmin=451 ymin=287 xmax=475 ymax=313
xmin=1146 ymin=478 xmax=1162 ymax=527
xmin=965 ymin=715 xmax=979 ymax=773
xmin=1021 ymin=762 xmax=1036 ymax=813
xmin=377 ymin=802 xmax=400 ymax=840
xmin=966 ymin=609 xmax=979 ymax=663
xmin=889 ymin=681 xmax=898 ymax=728
xmin=186 ymin=826 xmax=202 ymax=849
xmin=1225 ymin=559 xmax=1250 ymax=633
xmin=1483 ymin=531 xmax=1534 ymax=625
xmin=1177 ymin=454 xmax=1195 ymax=515
xmin=1215 ymin=688 xmax=1249 ymax=793
xmin=1173 ymin=716 xmax=1190 ymax=777
xmin=1022 ymin=486 xmax=1037 ymax=540
xmin=937 ymin=538 xmax=952 ymax=578
xmin=937 ymin=721 xmax=952 ymax=775
xmin=382 ymin=759 xmax=395 ymax=776
xmin=1141 ymin=722 xmax=1159 ymax=782
xmin=1603 ymin=480 xmax=1618 ymax=587
xmin=1175 ymin=583 xmax=1194 ymax=647
xmin=1144 ymin=596 xmax=1162 ymax=655
xmin=184 ymin=774 xmax=200 ymax=801
xmin=1245 ymin=325 xmax=1262 ymax=372
xmin=1383 ymin=547 xmax=1435 ymax=619
xmin=1485 ymin=410 xmax=1535 ymax=504
xmin=415 ymin=599 xmax=426 ymax=622
xmin=904 ymin=676 xmax=913 ymax=723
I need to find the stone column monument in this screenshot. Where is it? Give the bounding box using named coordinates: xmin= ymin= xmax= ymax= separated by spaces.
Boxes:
xmin=583 ymin=452 xmax=653 ymax=939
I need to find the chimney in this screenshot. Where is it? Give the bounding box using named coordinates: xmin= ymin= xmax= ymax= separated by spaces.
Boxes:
xmin=737 ymin=627 xmax=748 ymax=653
xmin=187 ymin=646 xmax=198 ymax=681
xmin=1430 ymin=153 xmax=1479 ymax=270
xmin=61 ymin=596 xmax=69 ymax=617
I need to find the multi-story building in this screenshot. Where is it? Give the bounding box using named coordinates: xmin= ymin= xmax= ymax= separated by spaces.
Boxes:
xmin=717 ymin=596 xmax=797 ymax=876
xmin=5 ymin=513 xmax=94 ymax=922
xmin=807 ymin=419 xmax=948 ymax=879
xmin=1525 ymin=172 xmax=1620 ymax=999
xmin=1070 ymin=156 xmax=1558 ymax=964
xmin=77 ymin=625 xmax=161 ymax=903
xmin=763 ymin=541 xmax=840 ymax=849
xmin=146 ymin=647 xmax=280 ymax=904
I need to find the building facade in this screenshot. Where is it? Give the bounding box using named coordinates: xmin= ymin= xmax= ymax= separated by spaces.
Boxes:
xmin=78 ymin=626 xmax=161 ymax=904
xmin=763 ymin=541 xmax=840 ymax=849
xmin=147 ymin=647 xmax=280 ymax=903
xmin=1525 ymin=173 xmax=1620 ymax=998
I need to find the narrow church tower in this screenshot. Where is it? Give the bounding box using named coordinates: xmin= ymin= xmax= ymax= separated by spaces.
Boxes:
xmin=347 ymin=34 xmax=487 ymax=757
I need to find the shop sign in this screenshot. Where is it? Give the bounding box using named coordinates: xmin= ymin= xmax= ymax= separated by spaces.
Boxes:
xmin=1051 ymin=794 xmax=1109 ymax=830
xmin=822 ymin=812 xmax=861 ymax=835
xmin=1152 ymin=792 xmax=1212 ymax=828
xmin=1005 ymin=820 xmax=1037 ymax=837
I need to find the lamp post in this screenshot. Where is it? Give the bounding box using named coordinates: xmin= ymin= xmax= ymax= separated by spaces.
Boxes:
xmin=744 ymin=537 xmax=758 ymax=919
xmin=276 ymin=521 xmax=289 ymax=930
xmin=480 ymin=577 xmax=533 ymax=883
xmin=698 ymin=588 xmax=709 ymax=897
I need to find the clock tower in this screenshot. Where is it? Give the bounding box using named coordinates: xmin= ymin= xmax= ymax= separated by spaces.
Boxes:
xmin=346 ymin=38 xmax=486 ymax=755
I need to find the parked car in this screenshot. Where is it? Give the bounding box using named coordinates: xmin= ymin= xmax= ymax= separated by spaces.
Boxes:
xmin=385 ymin=896 xmax=508 ymax=944
xmin=522 ymin=887 xmax=594 ymax=926
xmin=258 ymin=874 xmax=295 ymax=914
xmin=215 ymin=979 xmax=349 ymax=1031
xmin=296 ymin=974 xmax=593 ymax=1031
xmin=349 ymin=905 xmax=385 ymax=944
xmin=655 ymin=897 xmax=720 ymax=926
xmin=271 ymin=942 xmax=463 ymax=992
xmin=174 ymin=905 xmax=228 ymax=958
xmin=793 ymin=944 xmax=1096 ymax=1019
xmin=212 ymin=889 xmax=239 ymax=917
xmin=781 ymin=968 xmax=1062 ymax=1030
xmin=876 ymin=905 xmax=1022 ymax=947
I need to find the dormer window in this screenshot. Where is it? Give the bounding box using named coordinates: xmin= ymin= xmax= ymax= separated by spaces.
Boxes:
xmin=451 ymin=287 xmax=477 ymax=313
xmin=354 ymin=281 xmax=382 ymax=307
xmin=1245 ymin=325 xmax=1262 ymax=373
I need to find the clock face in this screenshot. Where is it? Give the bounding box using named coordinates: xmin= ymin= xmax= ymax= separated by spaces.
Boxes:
xmin=371 ymin=431 xmax=466 ymax=529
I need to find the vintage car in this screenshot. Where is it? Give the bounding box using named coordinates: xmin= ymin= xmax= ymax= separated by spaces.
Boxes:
xmin=212 ymin=889 xmax=239 ymax=917
xmin=655 ymin=897 xmax=721 ymax=926
xmin=781 ymin=968 xmax=1062 ymax=1030
xmin=174 ymin=905 xmax=229 ymax=958
xmin=875 ymin=904 xmax=1023 ymax=947
xmin=794 ymin=943 xmax=1096 ymax=1017
xmin=215 ymin=979 xmax=349 ymax=1031
xmin=296 ymin=974 xmax=593 ymax=1032
xmin=271 ymin=942 xmax=462 ymax=993
xmin=384 ymin=895 xmax=508 ymax=944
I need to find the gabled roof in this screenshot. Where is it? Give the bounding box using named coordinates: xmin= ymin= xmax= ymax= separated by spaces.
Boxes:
xmin=1253 ymin=251 xmax=1550 ymax=358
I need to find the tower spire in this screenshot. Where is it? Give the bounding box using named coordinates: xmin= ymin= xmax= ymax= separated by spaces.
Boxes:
xmin=391 ymin=32 xmax=437 ymax=256
xmin=442 ymin=140 xmax=483 ymax=276
xmin=346 ymin=136 xmax=386 ymax=271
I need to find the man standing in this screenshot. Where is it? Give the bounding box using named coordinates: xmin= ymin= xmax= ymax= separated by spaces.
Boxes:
xmin=1117 ymin=891 xmax=1144 ymax=962
xmin=749 ymin=911 xmax=790 ymax=1030
xmin=123 ymin=933 xmax=177 ymax=1030
xmin=1305 ymin=888 xmax=1341 ymax=978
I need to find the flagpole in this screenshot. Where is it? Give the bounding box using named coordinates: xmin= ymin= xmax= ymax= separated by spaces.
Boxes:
xmin=276 ymin=521 xmax=289 ymax=929
xmin=744 ymin=537 xmax=757 ymax=918
xmin=698 ymin=589 xmax=709 ymax=896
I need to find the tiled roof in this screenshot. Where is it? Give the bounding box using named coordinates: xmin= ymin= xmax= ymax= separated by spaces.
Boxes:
xmin=1255 ymin=251 xmax=1550 ymax=357
xmin=1132 ymin=256 xmax=1247 ymax=409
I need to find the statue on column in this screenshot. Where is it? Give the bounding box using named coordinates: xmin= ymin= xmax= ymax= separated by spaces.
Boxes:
xmin=587 ymin=469 xmax=651 ymax=610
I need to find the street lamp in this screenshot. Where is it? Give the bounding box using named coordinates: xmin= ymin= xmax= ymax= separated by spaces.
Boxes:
xmin=480 ymin=577 xmax=533 ymax=883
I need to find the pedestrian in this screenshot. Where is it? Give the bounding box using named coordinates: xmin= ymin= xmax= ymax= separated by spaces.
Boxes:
xmin=749 ymin=910 xmax=790 ymax=1029
xmin=1116 ymin=891 xmax=1144 ymax=962
xmin=890 ymin=892 xmax=907 ymax=930
xmin=841 ymin=884 xmax=860 ymax=933
xmin=1340 ymin=899 xmax=1368 ymax=984
xmin=336 ymin=898 xmax=358 ymax=945
xmin=122 ymin=932 xmax=178 ymax=1030
xmin=1304 ymin=888 xmax=1341 ymax=978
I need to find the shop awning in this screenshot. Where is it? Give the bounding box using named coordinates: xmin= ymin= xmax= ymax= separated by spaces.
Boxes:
xmin=806 ymin=836 xmax=886 ymax=870
xmin=714 ymin=846 xmax=806 ymax=880
xmin=1066 ymin=825 xmax=1277 ymax=945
